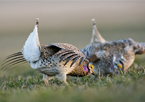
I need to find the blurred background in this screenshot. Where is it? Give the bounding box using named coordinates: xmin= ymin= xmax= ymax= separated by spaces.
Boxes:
xmin=0 ymin=1 xmax=145 ymax=76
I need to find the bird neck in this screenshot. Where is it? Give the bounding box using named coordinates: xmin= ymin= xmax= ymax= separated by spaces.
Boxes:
xmin=22 ymin=25 xmax=41 ymax=62
xmin=83 ymin=65 xmax=89 ymax=73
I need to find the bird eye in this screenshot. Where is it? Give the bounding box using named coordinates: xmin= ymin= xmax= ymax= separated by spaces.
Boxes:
xmin=118 ymin=64 xmax=122 ymax=68
xmin=89 ymin=64 xmax=94 ymax=69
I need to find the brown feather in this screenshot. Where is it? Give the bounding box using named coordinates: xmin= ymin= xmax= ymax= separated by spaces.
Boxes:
xmin=55 ymin=51 xmax=74 ymax=58
xmin=50 ymin=43 xmax=86 ymax=58
xmin=135 ymin=42 xmax=145 ymax=54
xmin=70 ymin=56 xmax=82 ymax=67
xmin=79 ymin=57 xmax=85 ymax=66
xmin=64 ymin=54 xmax=79 ymax=66
xmin=59 ymin=53 xmax=77 ymax=62
xmin=41 ymin=43 xmax=87 ymax=68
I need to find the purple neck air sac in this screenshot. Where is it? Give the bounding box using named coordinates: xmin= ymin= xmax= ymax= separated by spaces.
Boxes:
xmin=83 ymin=66 xmax=88 ymax=73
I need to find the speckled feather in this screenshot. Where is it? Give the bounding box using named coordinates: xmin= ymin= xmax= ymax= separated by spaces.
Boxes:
xmin=37 ymin=43 xmax=90 ymax=77
xmin=1 ymin=18 xmax=94 ymax=85
xmin=81 ymin=19 xmax=145 ymax=75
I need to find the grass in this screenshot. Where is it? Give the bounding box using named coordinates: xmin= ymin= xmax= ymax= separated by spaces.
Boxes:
xmin=0 ymin=61 xmax=145 ymax=102
xmin=0 ymin=2 xmax=145 ymax=101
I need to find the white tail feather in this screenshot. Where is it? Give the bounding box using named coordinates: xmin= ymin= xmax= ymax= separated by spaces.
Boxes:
xmin=22 ymin=18 xmax=41 ymax=62
xmin=91 ymin=18 xmax=106 ymax=43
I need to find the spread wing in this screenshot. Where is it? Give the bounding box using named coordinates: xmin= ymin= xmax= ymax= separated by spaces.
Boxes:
xmin=48 ymin=43 xmax=89 ymax=67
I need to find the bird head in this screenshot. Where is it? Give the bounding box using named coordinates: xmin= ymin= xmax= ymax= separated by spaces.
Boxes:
xmin=82 ymin=59 xmax=94 ymax=75
xmin=83 ymin=64 xmax=94 ymax=75
xmin=114 ymin=61 xmax=124 ymax=69
xmin=113 ymin=56 xmax=126 ymax=73
xmin=88 ymin=64 xmax=95 ymax=75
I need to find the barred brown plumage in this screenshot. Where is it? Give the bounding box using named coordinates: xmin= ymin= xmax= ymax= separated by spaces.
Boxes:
xmin=81 ymin=19 xmax=145 ymax=75
xmin=1 ymin=18 xmax=94 ymax=85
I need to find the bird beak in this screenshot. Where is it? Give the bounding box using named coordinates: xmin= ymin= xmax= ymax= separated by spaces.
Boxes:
xmin=91 ymin=71 xmax=95 ymax=75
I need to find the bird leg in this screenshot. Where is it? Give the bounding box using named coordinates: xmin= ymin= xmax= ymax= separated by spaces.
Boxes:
xmin=43 ymin=74 xmax=54 ymax=86
xmin=56 ymin=73 xmax=68 ymax=85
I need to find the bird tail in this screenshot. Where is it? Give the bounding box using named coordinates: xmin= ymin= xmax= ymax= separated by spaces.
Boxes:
xmin=90 ymin=18 xmax=106 ymax=43
xmin=22 ymin=18 xmax=41 ymax=62
xmin=135 ymin=42 xmax=145 ymax=54
xmin=1 ymin=52 xmax=26 ymax=71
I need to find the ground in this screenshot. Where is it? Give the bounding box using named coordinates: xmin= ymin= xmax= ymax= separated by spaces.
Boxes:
xmin=0 ymin=60 xmax=145 ymax=102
